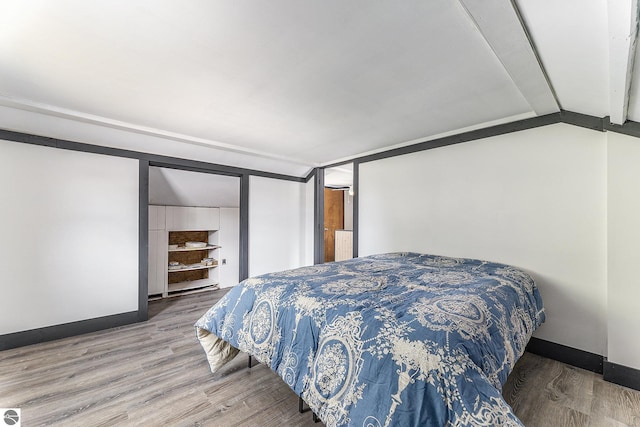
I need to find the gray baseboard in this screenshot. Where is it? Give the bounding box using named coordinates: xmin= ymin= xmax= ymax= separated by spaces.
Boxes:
xmin=603 ymin=360 xmax=640 ymax=392
xmin=527 ymin=337 xmax=640 ymax=392
xmin=526 ymin=337 xmax=603 ymax=374
xmin=0 ymin=311 xmax=142 ymax=351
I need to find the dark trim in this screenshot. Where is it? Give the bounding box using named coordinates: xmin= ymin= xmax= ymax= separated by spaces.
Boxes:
xmin=0 ymin=311 xmax=140 ymax=351
xmin=149 ymin=161 xmax=242 ymax=178
xmin=604 ymin=117 xmax=640 ymax=138
xmin=313 ymin=168 xmax=325 ymax=265
xmin=604 ymin=360 xmax=640 ymax=391
xmin=560 ymin=110 xmax=604 ymax=131
xmin=321 ymin=110 xmax=640 ymax=170
xmin=138 ymin=160 xmax=149 ymax=321
xmin=304 ymin=168 xmax=316 ymax=183
xmin=352 ymin=161 xmax=359 ymax=258
xmin=0 ymin=128 xmax=142 ymax=157
xmin=5 ymin=109 xmax=640 ymax=192
xmin=321 ymin=158 xmax=361 ymax=170
xmin=357 ymin=113 xmax=561 ymax=164
xmin=526 ymin=338 xmax=640 ymax=392
xmin=0 ymin=128 xmax=305 ymax=182
xmin=239 ymin=174 xmax=250 ymax=281
xmin=0 ymin=129 xmax=55 ymax=148
xmin=5 ymin=109 xmax=640 ymax=191
xmin=147 ymin=157 xmax=304 ymax=182
xmin=526 ymin=337 xmax=603 ymax=374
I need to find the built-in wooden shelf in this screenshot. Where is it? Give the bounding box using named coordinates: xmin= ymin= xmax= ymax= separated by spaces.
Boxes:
xmin=168 ymin=245 xmax=220 ymax=252
xmin=168 ymin=279 xmax=219 ymax=293
xmin=168 ymin=263 xmax=218 ymax=273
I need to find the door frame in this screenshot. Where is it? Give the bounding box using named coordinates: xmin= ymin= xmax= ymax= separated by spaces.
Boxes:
xmin=313 ymin=161 xmax=359 ymax=264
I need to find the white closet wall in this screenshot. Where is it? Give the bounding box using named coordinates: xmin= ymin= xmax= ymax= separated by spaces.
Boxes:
xmin=219 ymin=207 xmax=240 ymax=288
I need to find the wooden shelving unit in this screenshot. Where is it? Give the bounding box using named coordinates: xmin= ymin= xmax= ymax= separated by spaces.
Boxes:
xmin=168 ymin=263 xmax=218 ymax=273
xmin=168 ymin=244 xmax=220 ymax=252
xmin=149 ymin=205 xmax=239 ymax=299
xmin=167 ymin=230 xmax=220 ymax=294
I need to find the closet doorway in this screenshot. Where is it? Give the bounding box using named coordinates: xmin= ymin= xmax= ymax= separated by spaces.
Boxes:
xmin=148 ymin=167 xmax=241 ymax=299
xmin=324 ymin=164 xmax=354 ymax=262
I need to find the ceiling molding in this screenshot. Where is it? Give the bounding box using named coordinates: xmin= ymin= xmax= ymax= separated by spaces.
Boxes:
xmin=356 ymin=113 xmax=561 ymax=165
xmin=458 ymin=0 xmax=560 ymax=115
xmin=607 ymin=0 xmax=640 ymax=125
xmin=0 ymin=127 xmax=307 ymax=182
xmin=321 ymin=111 xmax=536 ymax=167
xmin=0 ymin=94 xmax=315 ymax=169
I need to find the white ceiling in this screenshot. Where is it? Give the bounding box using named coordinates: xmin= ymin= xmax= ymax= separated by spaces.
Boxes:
xmin=0 ymin=1 xmax=638 ymax=176
xmin=325 ymin=164 xmax=354 ymax=188
xmin=516 ymin=0 xmax=610 ymax=117
xmin=149 ymin=167 xmax=240 ymax=208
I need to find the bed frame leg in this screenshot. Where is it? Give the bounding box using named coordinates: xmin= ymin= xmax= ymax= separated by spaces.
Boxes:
xmin=248 ymin=354 xmax=252 ymax=368
xmin=299 ymin=397 xmax=319 ymax=423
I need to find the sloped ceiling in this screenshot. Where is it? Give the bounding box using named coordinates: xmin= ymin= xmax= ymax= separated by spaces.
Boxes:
xmin=517 ymin=0 xmax=610 ymax=118
xmin=518 ymin=0 xmax=639 ymax=124
xmin=149 ymin=167 xmax=240 ymax=208
xmin=0 ymin=1 xmax=637 ymax=176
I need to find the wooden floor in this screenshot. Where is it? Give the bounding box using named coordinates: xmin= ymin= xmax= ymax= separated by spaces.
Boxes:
xmin=1 ymin=290 xmax=639 ymax=426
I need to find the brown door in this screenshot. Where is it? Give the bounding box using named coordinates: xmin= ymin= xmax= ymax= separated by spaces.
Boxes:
xmin=324 ymin=188 xmax=344 ymax=262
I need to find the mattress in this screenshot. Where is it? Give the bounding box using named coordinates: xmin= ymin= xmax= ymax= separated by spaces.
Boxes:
xmin=195 ymin=252 xmax=545 ymax=426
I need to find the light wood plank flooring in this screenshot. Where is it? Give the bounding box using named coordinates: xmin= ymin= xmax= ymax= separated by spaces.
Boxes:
xmin=1 ymin=289 xmax=639 ymax=426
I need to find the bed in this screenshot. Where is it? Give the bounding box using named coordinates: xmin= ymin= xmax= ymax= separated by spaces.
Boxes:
xmin=195 ymin=252 xmax=545 ymax=426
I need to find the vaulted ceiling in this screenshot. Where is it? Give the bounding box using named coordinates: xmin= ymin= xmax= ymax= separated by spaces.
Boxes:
xmin=0 ymin=1 xmax=637 ymax=176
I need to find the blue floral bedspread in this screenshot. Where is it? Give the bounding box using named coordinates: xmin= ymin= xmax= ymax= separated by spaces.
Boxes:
xmin=195 ymin=252 xmax=545 ymax=426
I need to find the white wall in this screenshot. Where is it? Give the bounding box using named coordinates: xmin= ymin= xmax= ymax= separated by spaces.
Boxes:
xmin=344 ymin=191 xmax=354 ymax=231
xmin=0 ymin=139 xmax=139 ymax=334
xmin=249 ymin=176 xmax=312 ymax=277
xmin=304 ymin=177 xmax=316 ymax=266
xmin=359 ymin=123 xmax=608 ymax=356
xmin=607 ymin=132 xmax=640 ymax=370
xmin=219 ymin=207 xmax=240 ymax=288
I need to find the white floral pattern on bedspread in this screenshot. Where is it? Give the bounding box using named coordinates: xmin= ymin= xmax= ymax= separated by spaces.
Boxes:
xmin=195 ymin=253 xmax=545 ymax=427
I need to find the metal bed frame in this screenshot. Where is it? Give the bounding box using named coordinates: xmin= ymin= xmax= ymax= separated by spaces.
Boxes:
xmin=248 ymin=355 xmax=320 ymax=423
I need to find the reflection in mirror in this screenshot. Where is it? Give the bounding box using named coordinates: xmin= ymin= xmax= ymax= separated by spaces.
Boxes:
xmin=324 ymin=164 xmax=354 ymax=263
